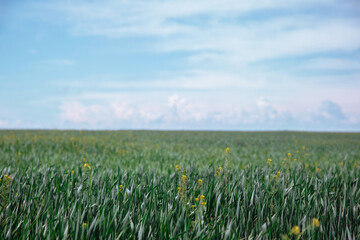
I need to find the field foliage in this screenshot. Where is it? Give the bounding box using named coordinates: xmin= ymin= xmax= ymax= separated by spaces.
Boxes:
xmin=0 ymin=130 xmax=359 ymax=239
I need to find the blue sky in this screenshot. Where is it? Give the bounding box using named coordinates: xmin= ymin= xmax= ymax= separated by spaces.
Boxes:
xmin=0 ymin=0 xmax=360 ymax=131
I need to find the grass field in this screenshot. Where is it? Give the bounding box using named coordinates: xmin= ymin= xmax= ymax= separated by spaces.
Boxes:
xmin=0 ymin=130 xmax=359 ymax=239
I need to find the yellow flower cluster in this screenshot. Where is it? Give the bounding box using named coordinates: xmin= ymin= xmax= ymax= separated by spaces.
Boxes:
xmin=290 ymin=226 xmax=300 ymax=235
xmin=216 ymin=166 xmax=223 ymax=176
xmin=287 ymin=218 xmax=319 ymax=237
xmin=197 ymin=179 xmax=203 ymax=190
xmin=198 ymin=195 xmax=206 ymax=206
xmin=193 ymin=194 xmax=207 ymax=207
xmin=175 ymin=165 xmax=181 ymax=171
xmin=274 ymin=171 xmax=280 ymax=179
xmin=312 ymin=218 xmax=320 ymax=228
xmin=2 ymin=175 xmax=11 ymax=181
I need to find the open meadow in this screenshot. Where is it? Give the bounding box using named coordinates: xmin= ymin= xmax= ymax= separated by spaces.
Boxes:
xmin=0 ymin=130 xmax=359 ymax=239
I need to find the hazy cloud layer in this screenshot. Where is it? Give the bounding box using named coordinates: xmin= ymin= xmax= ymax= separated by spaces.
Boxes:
xmin=57 ymin=94 xmax=358 ymax=130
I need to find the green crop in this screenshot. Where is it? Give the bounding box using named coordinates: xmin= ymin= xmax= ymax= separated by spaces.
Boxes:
xmin=0 ymin=130 xmax=359 ymax=239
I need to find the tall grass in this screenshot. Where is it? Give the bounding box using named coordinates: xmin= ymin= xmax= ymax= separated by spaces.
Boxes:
xmin=0 ymin=130 xmax=359 ymax=239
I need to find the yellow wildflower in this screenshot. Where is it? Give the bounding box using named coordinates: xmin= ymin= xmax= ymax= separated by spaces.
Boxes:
xmin=198 ymin=179 xmax=203 ymax=184
xmin=182 ymin=175 xmax=187 ymax=180
xmin=302 ymin=146 xmax=306 ymax=150
xmin=83 ymin=223 xmax=87 ymax=227
xmin=84 ymin=163 xmax=90 ymax=168
xmin=296 ymin=150 xmax=299 ymax=153
xmin=83 ymin=158 xmax=86 ymax=162
xmin=354 ymin=163 xmax=358 ymax=168
xmin=201 ymin=202 xmax=206 ymax=206
xmin=200 ymin=195 xmax=205 ymax=200
xmin=290 ymin=226 xmax=300 ymax=235
xmin=305 ymin=163 xmax=309 ymax=168
xmin=195 ymin=198 xmax=199 ymax=202
xmin=216 ymin=170 xmax=219 ymax=175
xmin=267 ymin=158 xmax=272 ymax=163
xmin=226 ymin=147 xmax=230 ymax=153
xmin=316 ymin=168 xmax=321 ymax=173
xmin=218 ymin=167 xmax=222 ymax=170
xmin=71 ymin=170 xmax=75 ymax=174
xmin=4 ymin=175 xmax=8 ymax=178
xmin=312 ymin=218 xmax=320 ymax=228
xmin=287 ymin=153 xmax=291 ymax=158
xmin=340 ymin=162 xmax=343 ymax=166
xmin=191 ymin=205 xmax=195 ymax=208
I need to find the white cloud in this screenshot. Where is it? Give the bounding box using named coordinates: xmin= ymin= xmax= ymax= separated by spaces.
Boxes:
xmin=58 ymin=94 xmax=358 ymax=130
xmin=34 ymin=0 xmax=360 ymax=66
xmin=0 ymin=120 xmax=9 ymax=127
xmin=318 ymin=100 xmax=346 ymax=121
xmin=0 ymin=119 xmax=22 ymax=129
xmin=50 ymin=70 xmax=268 ymax=91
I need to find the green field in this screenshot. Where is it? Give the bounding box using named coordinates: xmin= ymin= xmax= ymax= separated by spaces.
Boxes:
xmin=0 ymin=130 xmax=359 ymax=239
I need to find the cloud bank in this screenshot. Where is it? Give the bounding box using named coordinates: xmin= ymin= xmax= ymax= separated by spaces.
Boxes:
xmin=57 ymin=94 xmax=358 ymax=131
